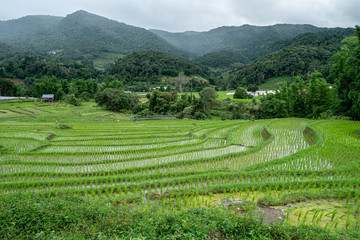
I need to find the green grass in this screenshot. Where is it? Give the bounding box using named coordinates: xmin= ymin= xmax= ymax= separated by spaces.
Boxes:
xmin=258 ymin=76 xmax=293 ymax=91
xmin=93 ymin=52 xmax=124 ymax=70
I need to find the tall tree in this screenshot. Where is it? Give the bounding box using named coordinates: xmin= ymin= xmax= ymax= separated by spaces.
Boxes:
xmin=306 ymin=71 xmax=334 ymax=118
xmin=199 ymin=87 xmax=218 ymax=112
xmin=330 ymin=26 xmax=360 ymax=120
xmin=288 ymin=77 xmax=307 ymax=117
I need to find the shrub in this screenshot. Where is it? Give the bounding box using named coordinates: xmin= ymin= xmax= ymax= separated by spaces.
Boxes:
xmin=63 ymin=94 xmax=81 ymax=106
xmin=194 ymin=111 xmax=207 ymax=120
xmin=95 ymin=88 xmax=139 ymax=112
xmin=79 ymin=91 xmax=91 ymax=101
xmin=55 ymin=124 xmax=72 ymax=129
xmin=234 ymin=86 xmax=252 ymax=99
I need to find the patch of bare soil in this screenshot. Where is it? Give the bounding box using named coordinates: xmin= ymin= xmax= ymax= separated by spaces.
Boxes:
xmin=225 ymin=198 xmax=284 ymax=225
xmin=260 ymin=207 xmax=283 ymax=225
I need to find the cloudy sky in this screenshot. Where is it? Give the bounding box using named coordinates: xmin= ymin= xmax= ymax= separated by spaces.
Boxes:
xmin=0 ymin=0 xmax=359 ymax=32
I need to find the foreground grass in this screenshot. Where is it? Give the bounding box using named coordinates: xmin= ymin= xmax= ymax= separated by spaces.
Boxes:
xmin=1 ymin=193 xmax=359 ymax=240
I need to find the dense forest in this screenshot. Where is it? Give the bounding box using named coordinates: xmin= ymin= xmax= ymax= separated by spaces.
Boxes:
xmin=108 ymin=51 xmax=209 ymax=86
xmin=230 ymin=31 xmax=353 ymax=87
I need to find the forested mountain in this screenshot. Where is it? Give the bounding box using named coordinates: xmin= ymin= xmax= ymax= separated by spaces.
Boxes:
xmin=151 ymin=25 xmax=353 ymax=62
xmin=231 ymin=30 xmax=354 ymax=87
xmin=0 ymin=42 xmax=18 ymax=60
xmin=196 ymin=51 xmax=248 ymax=68
xmin=0 ymin=15 xmax=62 ymax=43
xmin=0 ymin=11 xmax=189 ymax=63
xmin=108 ymin=51 xmax=209 ymax=85
xmin=0 ymin=55 xmax=98 ymax=80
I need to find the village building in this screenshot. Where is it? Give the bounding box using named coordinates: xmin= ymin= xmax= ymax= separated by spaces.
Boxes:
xmin=42 ymin=94 xmax=54 ymax=102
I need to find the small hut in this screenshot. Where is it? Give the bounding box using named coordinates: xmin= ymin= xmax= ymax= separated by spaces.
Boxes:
xmin=42 ymin=94 xmax=54 ymax=102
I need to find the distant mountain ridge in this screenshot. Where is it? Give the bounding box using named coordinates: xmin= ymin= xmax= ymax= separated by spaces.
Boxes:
xmin=150 ymin=24 xmax=353 ymax=60
xmin=0 ymin=10 xmax=190 ymax=62
xmin=0 ymin=15 xmax=63 ymax=42
xmin=0 ymin=10 xmax=354 ymax=67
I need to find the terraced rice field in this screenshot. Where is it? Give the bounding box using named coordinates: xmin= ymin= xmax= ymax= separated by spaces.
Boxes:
xmin=0 ymin=101 xmax=360 ymax=230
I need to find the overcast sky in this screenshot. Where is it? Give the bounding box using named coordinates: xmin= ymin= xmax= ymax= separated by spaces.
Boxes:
xmin=0 ymin=0 xmax=359 ymax=32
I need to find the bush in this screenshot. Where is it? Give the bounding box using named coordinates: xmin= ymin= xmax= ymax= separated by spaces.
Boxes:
xmin=234 ymin=86 xmax=252 ymax=99
xmin=55 ymin=124 xmax=72 ymax=129
xmin=194 ymin=111 xmax=207 ymax=120
xmin=63 ymin=94 xmax=81 ymax=106
xmin=181 ymin=106 xmax=195 ymax=119
xmin=79 ymin=91 xmax=91 ymax=101
xmin=95 ymin=88 xmax=139 ymax=112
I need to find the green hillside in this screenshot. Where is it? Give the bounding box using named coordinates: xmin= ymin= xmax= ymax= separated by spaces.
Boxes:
xmin=0 ymin=15 xmax=63 ymax=43
xmin=0 ymin=42 xmax=18 ymax=60
xmin=0 ymin=11 xmax=190 ymax=64
xmin=108 ymin=50 xmax=209 ymax=85
xmin=151 ymin=24 xmax=351 ymax=60
xmin=232 ymin=31 xmax=353 ymax=86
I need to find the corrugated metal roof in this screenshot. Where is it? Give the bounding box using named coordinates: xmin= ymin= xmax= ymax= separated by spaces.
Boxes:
xmin=42 ymin=94 xmax=54 ymax=98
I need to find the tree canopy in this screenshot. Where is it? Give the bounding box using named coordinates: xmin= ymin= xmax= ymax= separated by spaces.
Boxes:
xmin=330 ymin=26 xmax=360 ymax=120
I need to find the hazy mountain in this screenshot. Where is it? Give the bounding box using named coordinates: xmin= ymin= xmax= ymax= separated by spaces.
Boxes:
xmin=233 ymin=30 xmax=354 ymax=86
xmin=150 ymin=24 xmax=353 ymax=61
xmin=0 ymin=42 xmax=18 ymax=60
xmin=0 ymin=10 xmax=190 ymax=63
xmin=195 ymin=28 xmax=354 ymax=68
xmin=0 ymin=15 xmax=63 ymax=43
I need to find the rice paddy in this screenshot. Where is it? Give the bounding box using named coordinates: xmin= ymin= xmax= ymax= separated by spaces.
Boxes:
xmin=1 ymin=100 xmax=359 ymax=230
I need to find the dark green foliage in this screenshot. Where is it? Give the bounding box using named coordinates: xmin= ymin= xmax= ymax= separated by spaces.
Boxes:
xmin=108 ymin=51 xmax=208 ymax=85
xmin=0 ymin=55 xmax=98 ymax=80
xmin=63 ymin=94 xmax=81 ymax=106
xmin=331 ymin=26 xmax=360 ymax=120
xmin=0 ymin=42 xmax=18 ymax=61
xmin=32 ymin=76 xmax=64 ymax=100
xmin=247 ymin=84 xmax=259 ymax=92
xmin=258 ymin=94 xmax=288 ymax=118
xmin=0 ymin=11 xmax=188 ymax=62
xmin=196 ymin=50 xmax=248 ymax=68
xmin=233 ymin=86 xmax=252 ymax=99
xmin=184 ymin=78 xmax=210 ymax=92
xmin=0 ymin=194 xmax=358 ymax=240
xmin=233 ymin=31 xmax=354 ymax=86
xmin=306 ymin=71 xmax=334 ymax=118
xmin=79 ymin=91 xmax=91 ymax=101
xmin=198 ymin=87 xmax=218 ymax=113
xmin=149 ymin=90 xmax=178 ymax=114
xmin=0 ymin=78 xmax=16 ymax=96
xmin=95 ymin=88 xmax=139 ymax=112
xmin=55 ymin=124 xmax=72 ymax=129
xmin=257 ymin=72 xmax=334 ymax=119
